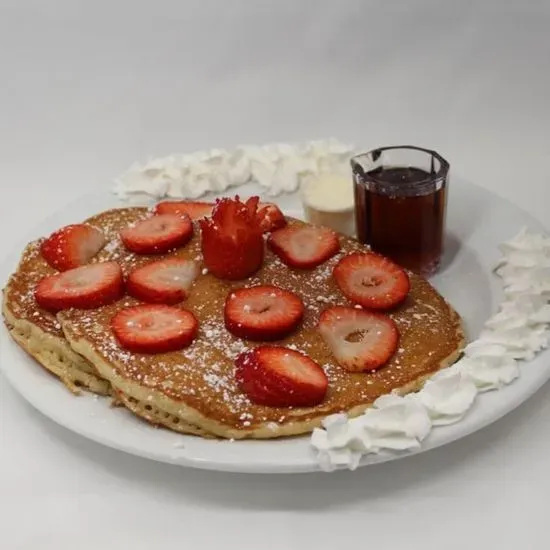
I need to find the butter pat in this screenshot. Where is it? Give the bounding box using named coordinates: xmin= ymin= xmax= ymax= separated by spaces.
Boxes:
xmin=301 ymin=173 xmax=356 ymax=236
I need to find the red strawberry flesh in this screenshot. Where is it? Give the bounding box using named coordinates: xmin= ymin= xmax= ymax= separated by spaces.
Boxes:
xmin=333 ymin=252 xmax=410 ymax=310
xmin=257 ymin=203 xmax=287 ymax=233
xmin=318 ymin=306 xmax=399 ymax=372
xmin=127 ymin=258 xmax=198 ymax=304
xmin=235 ymin=346 xmax=328 ymax=407
xmin=40 ymin=224 xmax=106 ymax=271
xmin=111 ymin=304 xmax=198 ymax=354
xmin=121 ymin=213 xmax=193 ymax=255
xmin=200 ymin=196 xmax=264 ymax=280
xmin=245 ymin=196 xmax=260 ymax=216
xmin=268 ymin=224 xmax=340 ymax=269
xmin=224 ymin=285 xmax=304 ymax=341
xmin=34 ymin=262 xmax=124 ymax=312
xmin=154 ymin=201 xmax=214 ymax=220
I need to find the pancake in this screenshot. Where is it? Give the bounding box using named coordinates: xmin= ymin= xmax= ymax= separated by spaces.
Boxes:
xmin=2 ymin=208 xmax=220 ymax=438
xmin=3 ymin=243 xmax=111 ymax=395
xmin=49 ymin=207 xmax=465 ymax=439
xmin=114 ymin=389 xmax=216 ymax=438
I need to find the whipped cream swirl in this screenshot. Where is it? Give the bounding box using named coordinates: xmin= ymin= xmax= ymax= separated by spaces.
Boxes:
xmin=113 ymin=139 xmax=356 ymax=201
xmin=312 ymin=227 xmax=550 ymax=471
xmin=311 ymin=395 xmax=431 ymax=471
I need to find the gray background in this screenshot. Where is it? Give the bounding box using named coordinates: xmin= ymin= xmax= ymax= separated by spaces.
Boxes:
xmin=0 ymin=1 xmax=549 ymax=548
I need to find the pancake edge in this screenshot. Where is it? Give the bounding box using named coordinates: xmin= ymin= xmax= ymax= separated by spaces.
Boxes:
xmin=114 ymin=389 xmax=217 ymax=438
xmin=61 ymin=304 xmax=465 ymax=440
xmin=2 ymin=246 xmax=112 ymax=396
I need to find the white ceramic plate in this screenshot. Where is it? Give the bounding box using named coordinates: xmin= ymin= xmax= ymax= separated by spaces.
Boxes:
xmin=0 ymin=178 xmax=548 ymax=473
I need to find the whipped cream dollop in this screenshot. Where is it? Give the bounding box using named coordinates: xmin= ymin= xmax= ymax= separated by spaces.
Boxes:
xmin=113 ymin=139 xmax=357 ymax=201
xmin=417 ymin=368 xmax=477 ymax=426
xmin=311 ymin=394 xmax=431 ymax=471
xmin=311 ymin=227 xmax=550 ymax=471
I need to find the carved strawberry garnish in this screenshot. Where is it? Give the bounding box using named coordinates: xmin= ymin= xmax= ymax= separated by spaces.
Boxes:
xmin=199 ymin=196 xmax=264 ymax=280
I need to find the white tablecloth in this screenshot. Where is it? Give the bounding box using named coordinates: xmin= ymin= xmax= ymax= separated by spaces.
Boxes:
xmin=1 ymin=2 xmax=549 ymax=548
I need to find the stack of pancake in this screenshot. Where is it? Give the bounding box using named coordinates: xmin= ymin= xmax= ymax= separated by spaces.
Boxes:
xmin=2 ymin=206 xmax=464 ymax=439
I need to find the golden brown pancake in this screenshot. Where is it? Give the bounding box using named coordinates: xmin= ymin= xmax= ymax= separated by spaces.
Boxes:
xmin=37 ymin=207 xmax=466 ymax=439
xmin=2 ymin=208 xmax=217 ymax=435
xmin=114 ymin=389 xmax=217 ymax=438
xmin=2 ymin=243 xmax=111 ymax=395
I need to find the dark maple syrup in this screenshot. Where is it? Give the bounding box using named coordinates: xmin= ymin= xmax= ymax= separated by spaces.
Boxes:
xmin=352 ymin=147 xmax=449 ymax=276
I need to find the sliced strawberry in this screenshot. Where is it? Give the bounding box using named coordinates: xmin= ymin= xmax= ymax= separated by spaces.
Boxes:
xmin=224 ymin=285 xmax=304 ymax=341
xmin=35 ymin=262 xmax=124 ymax=312
xmin=257 ymin=202 xmax=287 ymax=233
xmin=121 ymin=214 xmax=193 ymax=255
xmin=333 ymin=252 xmax=410 ymax=310
xmin=127 ymin=258 xmax=198 ymax=304
xmin=235 ymin=346 xmax=328 ymax=407
xmin=154 ymin=201 xmax=214 ymax=220
xmin=111 ymin=304 xmax=198 ymax=354
xmin=242 ymin=197 xmax=286 ymax=233
xmin=200 ymin=196 xmax=264 ymax=280
xmin=318 ymin=306 xmax=398 ymax=372
xmin=40 ymin=224 xmax=106 ymax=271
xmin=267 ymin=224 xmax=340 ymax=269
